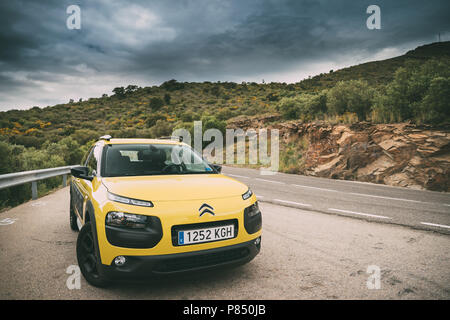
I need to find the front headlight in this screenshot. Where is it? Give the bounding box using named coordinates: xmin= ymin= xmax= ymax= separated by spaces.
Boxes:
xmin=107 ymin=192 xmax=154 ymax=207
xmin=246 ymin=201 xmax=260 ymax=217
xmin=106 ymin=211 xmax=149 ymax=229
xmin=242 ymin=188 xmax=253 ymax=200
xmin=244 ymin=201 xmax=262 ymax=234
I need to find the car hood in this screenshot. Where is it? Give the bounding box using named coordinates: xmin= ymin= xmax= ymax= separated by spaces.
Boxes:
xmin=101 ymin=174 xmax=248 ymax=202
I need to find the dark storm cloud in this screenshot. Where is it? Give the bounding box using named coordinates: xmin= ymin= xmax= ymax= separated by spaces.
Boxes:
xmin=0 ymin=0 xmax=449 ymax=110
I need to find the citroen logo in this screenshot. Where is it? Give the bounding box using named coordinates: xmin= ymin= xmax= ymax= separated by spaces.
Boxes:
xmin=199 ymin=203 xmax=215 ymax=217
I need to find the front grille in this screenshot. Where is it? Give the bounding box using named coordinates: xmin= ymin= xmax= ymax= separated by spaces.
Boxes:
xmin=154 ymin=247 xmax=250 ymax=273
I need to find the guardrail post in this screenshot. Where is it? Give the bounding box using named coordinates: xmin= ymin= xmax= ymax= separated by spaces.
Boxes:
xmin=62 ymin=174 xmax=67 ymax=187
xmin=31 ymin=181 xmax=38 ymax=200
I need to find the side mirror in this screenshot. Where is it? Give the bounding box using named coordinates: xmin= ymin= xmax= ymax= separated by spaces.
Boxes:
xmin=71 ymin=166 xmax=94 ymax=181
xmin=211 ymin=164 xmax=222 ymax=173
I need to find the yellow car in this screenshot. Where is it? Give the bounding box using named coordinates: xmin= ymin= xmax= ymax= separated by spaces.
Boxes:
xmin=70 ymin=135 xmax=261 ymax=287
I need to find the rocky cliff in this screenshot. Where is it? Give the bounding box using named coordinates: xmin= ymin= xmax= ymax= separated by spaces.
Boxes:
xmin=228 ymin=115 xmax=450 ymax=191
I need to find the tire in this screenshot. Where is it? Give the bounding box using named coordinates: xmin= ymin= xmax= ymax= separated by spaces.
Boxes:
xmin=76 ymin=222 xmax=110 ymax=287
xmin=69 ymin=192 xmax=79 ymax=231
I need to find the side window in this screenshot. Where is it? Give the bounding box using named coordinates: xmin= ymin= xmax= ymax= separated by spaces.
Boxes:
xmin=81 ymin=147 xmax=93 ymax=166
xmin=86 ymin=145 xmax=101 ymax=176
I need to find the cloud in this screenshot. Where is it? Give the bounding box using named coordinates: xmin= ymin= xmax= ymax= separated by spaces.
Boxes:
xmin=0 ymin=0 xmax=449 ymax=110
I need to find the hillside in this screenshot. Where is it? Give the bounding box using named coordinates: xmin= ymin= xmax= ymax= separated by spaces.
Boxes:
xmin=0 ymin=42 xmax=449 ymax=208
xmin=0 ymin=41 xmax=449 ymax=150
xmin=296 ymin=41 xmax=450 ymax=90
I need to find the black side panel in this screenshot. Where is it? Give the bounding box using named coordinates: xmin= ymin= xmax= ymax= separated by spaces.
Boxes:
xmin=71 ymin=181 xmax=84 ymax=216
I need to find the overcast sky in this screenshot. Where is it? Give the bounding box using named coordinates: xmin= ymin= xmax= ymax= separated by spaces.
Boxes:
xmin=0 ymin=0 xmax=449 ymax=111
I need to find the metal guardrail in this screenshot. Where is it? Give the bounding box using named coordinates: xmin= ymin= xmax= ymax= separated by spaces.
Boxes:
xmin=0 ymin=165 xmax=78 ymax=200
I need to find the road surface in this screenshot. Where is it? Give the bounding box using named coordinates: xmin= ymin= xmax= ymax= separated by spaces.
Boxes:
xmin=223 ymin=166 xmax=450 ymax=234
xmin=0 ymin=167 xmax=449 ymax=299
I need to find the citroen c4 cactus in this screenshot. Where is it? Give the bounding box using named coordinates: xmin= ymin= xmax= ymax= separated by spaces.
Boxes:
xmin=70 ymin=136 xmax=262 ymax=287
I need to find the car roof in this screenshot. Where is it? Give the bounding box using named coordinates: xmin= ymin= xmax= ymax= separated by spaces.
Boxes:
xmin=101 ymin=138 xmax=183 ymax=145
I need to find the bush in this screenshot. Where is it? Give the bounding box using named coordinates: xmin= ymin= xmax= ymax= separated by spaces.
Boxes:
xmin=327 ymin=80 xmax=374 ymax=121
xmin=0 ymin=141 xmax=70 ymax=209
xmin=145 ymin=113 xmax=165 ymax=128
xmin=149 ymin=97 xmax=164 ymax=111
xmin=420 ymin=77 xmax=450 ymax=124
xmin=72 ymin=129 xmax=98 ymax=145
xmin=149 ymin=120 xmax=174 ymax=137
xmin=180 ymin=111 xmax=194 ymax=122
xmin=164 ymin=93 xmax=171 ymax=105
xmin=277 ymin=92 xmax=327 ymax=121
xmin=371 ymin=59 xmax=450 ymax=123
xmin=161 ymin=79 xmax=185 ymax=91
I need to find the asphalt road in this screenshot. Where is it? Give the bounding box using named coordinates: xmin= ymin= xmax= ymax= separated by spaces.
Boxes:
xmin=0 ymin=169 xmax=449 ymax=299
xmin=223 ymin=166 xmax=450 ymax=235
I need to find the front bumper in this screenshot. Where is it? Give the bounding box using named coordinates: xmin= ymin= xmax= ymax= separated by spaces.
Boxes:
xmin=99 ymin=237 xmax=261 ymax=280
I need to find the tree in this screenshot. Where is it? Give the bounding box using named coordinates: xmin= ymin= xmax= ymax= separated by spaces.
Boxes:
xmin=420 ymin=77 xmax=450 ymax=123
xmin=149 ymin=119 xmax=174 ymax=137
xmin=210 ymin=85 xmax=222 ymax=97
xmin=145 ymin=114 xmax=165 ymax=128
xmin=277 ymin=92 xmax=327 ymax=121
xmin=125 ymin=85 xmax=138 ymax=94
xmin=372 ymin=59 xmax=450 ymax=123
xmin=327 ymin=80 xmax=374 ymax=120
xmin=149 ymin=97 xmax=164 ymax=111
xmin=164 ymin=93 xmax=171 ymax=105
xmin=112 ymin=87 xmax=125 ymax=97
xmin=72 ymin=129 xmax=98 ymax=145
xmin=0 ymin=141 xmax=13 ymax=174
xmin=161 ymin=79 xmax=185 ymax=91
xmin=266 ymin=92 xmax=279 ymax=102
xmin=180 ymin=110 xmax=194 ymax=122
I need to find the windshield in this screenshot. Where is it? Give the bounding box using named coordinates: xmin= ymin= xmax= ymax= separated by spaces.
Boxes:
xmin=101 ymin=144 xmax=215 ymax=177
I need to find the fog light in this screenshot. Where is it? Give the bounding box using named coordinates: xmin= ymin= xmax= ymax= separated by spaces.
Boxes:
xmin=254 ymin=237 xmax=261 ymax=245
xmin=114 ymin=256 xmax=126 ymax=266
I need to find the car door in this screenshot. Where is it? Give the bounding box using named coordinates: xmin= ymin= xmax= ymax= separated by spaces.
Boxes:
xmin=72 ymin=144 xmax=101 ymax=224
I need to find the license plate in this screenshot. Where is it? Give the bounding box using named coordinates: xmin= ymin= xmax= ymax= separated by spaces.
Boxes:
xmin=178 ymin=225 xmax=234 ymax=245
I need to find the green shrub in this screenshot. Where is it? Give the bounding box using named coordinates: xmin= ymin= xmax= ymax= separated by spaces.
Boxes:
xmin=419 ymin=76 xmax=450 ymax=124
xmin=371 ymin=59 xmax=450 ymax=123
xmin=277 ymin=92 xmax=327 ymax=121
xmin=327 ymin=80 xmax=374 ymax=121
xmin=149 ymin=97 xmax=164 ymax=111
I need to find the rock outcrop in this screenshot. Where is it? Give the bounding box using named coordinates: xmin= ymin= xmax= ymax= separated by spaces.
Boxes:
xmin=227 ymin=116 xmax=450 ymax=191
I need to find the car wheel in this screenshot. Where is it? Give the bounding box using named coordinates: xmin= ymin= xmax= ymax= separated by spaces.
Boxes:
xmin=77 ymin=222 xmax=110 ymax=287
xmin=69 ymin=194 xmax=79 ymax=231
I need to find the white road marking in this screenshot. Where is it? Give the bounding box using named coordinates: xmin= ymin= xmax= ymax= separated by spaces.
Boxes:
xmin=31 ymin=201 xmax=47 ymax=207
xmin=255 ymin=178 xmax=285 ymax=184
xmin=256 ymin=195 xmax=264 ymax=199
xmin=348 ymin=192 xmax=426 ymax=204
xmin=292 ymin=184 xmax=339 ymax=193
xmin=0 ymin=218 xmax=18 ymax=226
xmin=273 ymin=199 xmax=312 ymax=207
xmin=227 ymin=169 xmax=450 ymax=207
xmin=292 ymin=184 xmax=448 ymax=207
xmin=328 ymin=208 xmax=392 ymax=220
xmin=420 ymin=222 xmax=450 ymax=229
xmin=227 ymin=174 xmax=249 ymax=179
